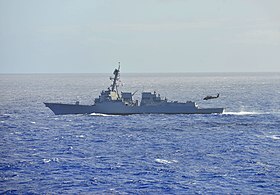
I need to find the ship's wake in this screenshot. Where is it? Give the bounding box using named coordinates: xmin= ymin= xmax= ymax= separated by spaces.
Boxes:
xmin=90 ymin=113 xmax=114 ymax=117
xmin=222 ymin=111 xmax=262 ymax=115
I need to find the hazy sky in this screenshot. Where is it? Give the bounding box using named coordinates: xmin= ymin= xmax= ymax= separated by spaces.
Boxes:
xmin=0 ymin=0 xmax=280 ymax=73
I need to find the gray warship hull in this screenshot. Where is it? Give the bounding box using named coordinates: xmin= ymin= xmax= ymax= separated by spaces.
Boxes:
xmin=44 ymin=102 xmax=224 ymax=115
xmin=44 ymin=64 xmax=224 ymax=115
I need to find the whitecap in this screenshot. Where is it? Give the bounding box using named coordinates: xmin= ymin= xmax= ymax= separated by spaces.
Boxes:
xmin=155 ymin=159 xmax=178 ymax=164
xmin=266 ymin=135 xmax=280 ymax=140
xmin=52 ymin=158 xmax=59 ymax=162
xmin=43 ymin=158 xmax=60 ymax=163
xmin=43 ymin=158 xmax=51 ymax=163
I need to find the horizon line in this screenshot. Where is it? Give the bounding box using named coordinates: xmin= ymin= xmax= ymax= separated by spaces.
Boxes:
xmin=1 ymin=71 xmax=280 ymax=75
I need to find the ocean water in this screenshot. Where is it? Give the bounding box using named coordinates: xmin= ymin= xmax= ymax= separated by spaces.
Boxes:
xmin=1 ymin=72 xmax=280 ymax=194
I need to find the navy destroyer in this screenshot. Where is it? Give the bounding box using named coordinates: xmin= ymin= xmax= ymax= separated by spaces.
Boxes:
xmin=44 ymin=64 xmax=224 ymax=115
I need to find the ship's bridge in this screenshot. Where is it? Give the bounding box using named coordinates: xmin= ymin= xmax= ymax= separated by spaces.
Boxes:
xmin=95 ymin=90 xmax=119 ymax=103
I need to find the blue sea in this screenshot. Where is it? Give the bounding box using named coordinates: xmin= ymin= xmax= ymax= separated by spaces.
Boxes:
xmin=1 ymin=73 xmax=280 ymax=194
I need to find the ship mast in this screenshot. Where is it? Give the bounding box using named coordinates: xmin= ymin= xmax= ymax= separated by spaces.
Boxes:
xmin=110 ymin=62 xmax=120 ymax=92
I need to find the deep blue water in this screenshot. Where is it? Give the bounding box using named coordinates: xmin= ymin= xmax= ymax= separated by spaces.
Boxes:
xmin=1 ymin=73 xmax=280 ymax=194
